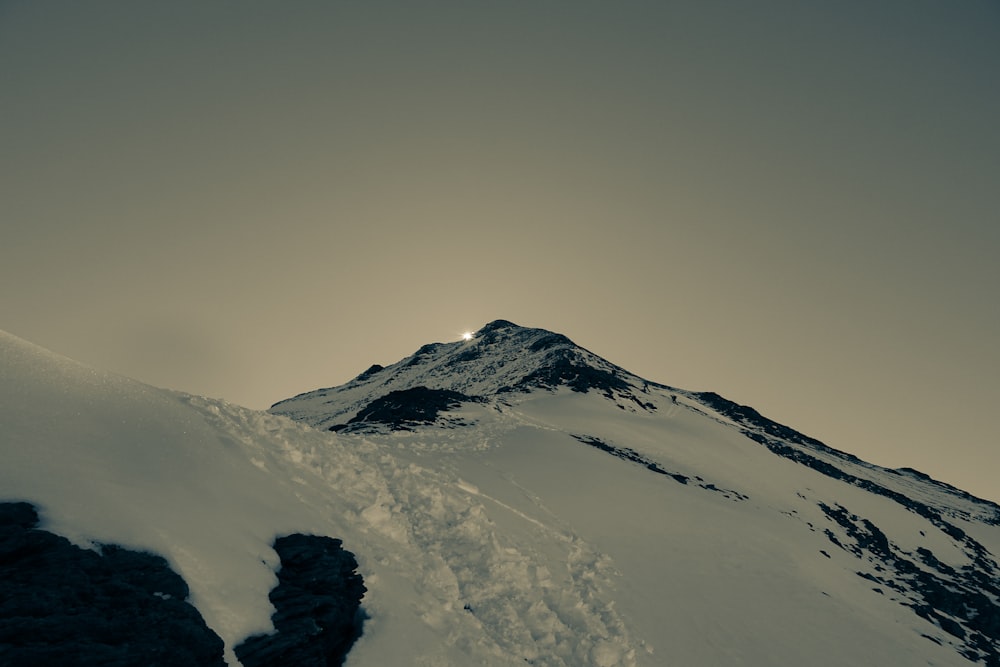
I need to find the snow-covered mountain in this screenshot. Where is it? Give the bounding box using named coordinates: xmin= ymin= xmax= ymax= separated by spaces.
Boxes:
xmin=3 ymin=321 xmax=999 ymax=666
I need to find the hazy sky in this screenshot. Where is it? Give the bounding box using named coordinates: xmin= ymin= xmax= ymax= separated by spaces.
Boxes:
xmin=2 ymin=2 xmax=998 ymax=502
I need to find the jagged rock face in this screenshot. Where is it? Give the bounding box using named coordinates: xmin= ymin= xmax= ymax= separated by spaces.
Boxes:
xmin=271 ymin=319 xmax=658 ymax=431
xmin=235 ymin=534 xmax=366 ymax=667
xmin=0 ymin=502 xmax=226 ymax=667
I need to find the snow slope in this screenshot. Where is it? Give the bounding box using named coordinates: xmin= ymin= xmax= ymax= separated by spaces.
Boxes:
xmin=0 ymin=330 xmax=636 ymax=665
xmin=3 ymin=321 xmax=999 ymax=665
xmin=273 ymin=319 xmax=1000 ymax=666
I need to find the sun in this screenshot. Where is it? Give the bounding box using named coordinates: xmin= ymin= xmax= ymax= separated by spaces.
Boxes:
xmin=461 ymin=331 xmax=474 ymax=341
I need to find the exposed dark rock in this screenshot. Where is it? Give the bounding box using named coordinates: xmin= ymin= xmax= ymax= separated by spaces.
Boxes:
xmin=234 ymin=534 xmax=366 ymax=667
xmin=819 ymin=503 xmax=892 ymax=558
xmin=0 ymin=502 xmax=37 ymax=530
xmin=500 ymin=350 xmax=630 ymax=397
xmin=404 ymin=343 xmax=444 ymax=367
xmin=893 ymin=467 xmax=999 ymax=513
xmin=330 ymin=386 xmax=475 ymax=432
xmin=479 ymin=319 xmax=518 ymax=333
xmin=817 ymin=501 xmax=1000 ymax=665
xmin=702 ymin=388 xmax=1000 ymax=664
xmin=527 ymin=332 xmax=574 ymax=352
xmin=696 ymin=392 xmax=1000 ymax=525
xmin=473 ymin=320 xmax=530 ymax=348
xmin=695 ymin=392 xmax=860 ymax=461
xmin=570 ymin=435 xmax=747 ymax=500
xmin=447 ymin=346 xmax=483 ymax=365
xmin=0 ymin=502 xmax=226 ymax=667
xmin=695 ymin=392 xmax=1000 ymax=596
xmin=354 ymin=364 xmax=384 ymax=381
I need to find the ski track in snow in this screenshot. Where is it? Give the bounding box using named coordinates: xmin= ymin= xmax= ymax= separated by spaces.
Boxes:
xmin=183 ymin=395 xmax=639 ymax=667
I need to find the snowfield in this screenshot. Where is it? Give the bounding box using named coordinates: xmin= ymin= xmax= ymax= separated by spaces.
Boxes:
xmin=1 ymin=330 xmax=634 ymax=665
xmin=2 ymin=323 xmax=998 ymax=666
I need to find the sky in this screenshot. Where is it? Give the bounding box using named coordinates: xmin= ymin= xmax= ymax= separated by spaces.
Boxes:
xmin=2 ymin=1 xmax=998 ymax=503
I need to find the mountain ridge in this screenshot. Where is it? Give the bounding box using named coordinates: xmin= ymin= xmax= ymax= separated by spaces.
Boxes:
xmin=270 ymin=319 xmax=1000 ymax=518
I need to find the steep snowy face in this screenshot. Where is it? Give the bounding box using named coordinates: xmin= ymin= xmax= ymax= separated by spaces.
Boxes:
xmin=270 ymin=319 xmax=661 ymax=431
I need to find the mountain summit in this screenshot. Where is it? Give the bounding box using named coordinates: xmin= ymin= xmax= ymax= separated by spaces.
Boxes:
xmin=271 ymin=319 xmax=661 ymax=431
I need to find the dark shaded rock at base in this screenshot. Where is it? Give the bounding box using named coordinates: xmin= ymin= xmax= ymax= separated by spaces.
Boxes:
xmin=331 ymin=386 xmax=473 ymax=431
xmin=234 ymin=534 xmax=366 ymax=667
xmin=0 ymin=501 xmax=226 ymax=667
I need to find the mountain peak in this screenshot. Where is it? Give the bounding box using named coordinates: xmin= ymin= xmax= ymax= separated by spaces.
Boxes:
xmin=473 ymin=319 xmax=574 ymax=351
xmin=270 ymin=321 xmax=659 ymax=431
xmin=478 ymin=318 xmax=520 ymax=333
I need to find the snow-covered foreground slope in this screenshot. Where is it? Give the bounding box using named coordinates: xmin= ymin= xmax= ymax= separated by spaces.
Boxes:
xmin=3 ymin=321 xmax=999 ymax=666
xmin=0 ymin=330 xmax=638 ymax=665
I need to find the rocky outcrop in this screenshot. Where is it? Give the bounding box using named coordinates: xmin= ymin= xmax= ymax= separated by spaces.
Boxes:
xmin=0 ymin=501 xmax=226 ymax=667
xmin=330 ymin=386 xmax=475 ymax=432
xmin=818 ymin=501 xmax=1000 ymax=666
xmin=234 ymin=534 xmax=366 ymax=667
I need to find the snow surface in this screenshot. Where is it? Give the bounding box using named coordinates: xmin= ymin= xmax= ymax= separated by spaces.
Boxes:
xmin=3 ymin=327 xmax=998 ymax=666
